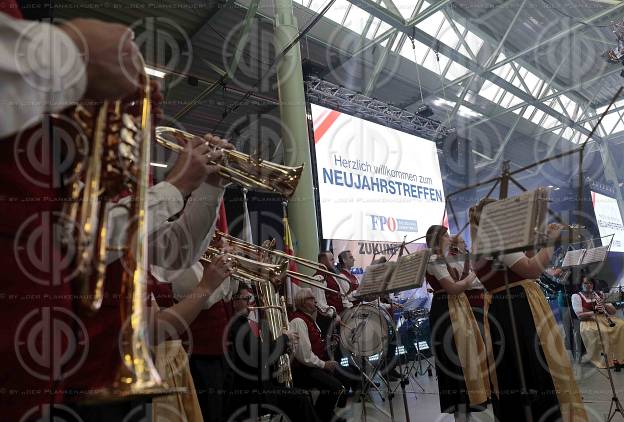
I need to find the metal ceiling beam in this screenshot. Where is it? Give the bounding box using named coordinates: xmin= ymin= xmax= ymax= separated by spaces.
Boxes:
xmin=475 ymin=105 xmax=527 ymax=169
xmin=175 ymin=0 xmax=261 ymax=120
xmin=380 ymin=0 xmax=402 ymax=18
xmin=407 ymin=0 xmax=454 ymax=27
xmin=364 ymin=2 xmax=422 ymax=95
xmin=540 ymin=103 xmax=624 ymax=135
xmin=445 ymin=0 xmax=527 ymax=124
xmin=435 ymin=2 xmax=624 ymax=103
xmin=346 ymin=0 xmax=406 ymax=29
xmin=484 ymin=2 xmax=624 ymax=77
xmin=364 ymin=31 xmax=399 ymax=94
xmin=467 ymin=66 xmax=623 ymax=130
xmin=347 ymin=0 xmax=600 ymax=139
xmin=333 ymin=0 xmax=452 ymax=75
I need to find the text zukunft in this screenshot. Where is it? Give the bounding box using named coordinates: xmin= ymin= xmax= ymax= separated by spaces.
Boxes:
xmin=322 ymin=168 xmax=444 ymax=202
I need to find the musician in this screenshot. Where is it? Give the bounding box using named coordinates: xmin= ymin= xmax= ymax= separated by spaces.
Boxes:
xmin=61 ymin=90 xmax=235 ymax=420
xmin=572 ymin=276 xmax=624 ymax=368
xmin=449 ymin=235 xmax=485 ymax=312
xmin=469 ymin=198 xmax=587 ymax=422
xmin=425 ymin=225 xmax=489 ymax=422
xmin=0 ymin=5 xmax=148 ymax=420
xmin=317 ymin=251 xmax=345 ymax=315
xmin=290 ymin=288 xmax=346 ymax=422
xmin=311 ymin=252 xmax=342 ymax=337
xmin=149 ymin=256 xmax=233 ymax=422
xmin=225 ymin=285 xmax=322 ymax=422
xmin=336 ymin=250 xmax=359 ymax=297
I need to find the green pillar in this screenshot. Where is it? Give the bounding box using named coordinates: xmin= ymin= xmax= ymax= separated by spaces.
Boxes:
xmin=273 ymin=0 xmax=320 ymax=266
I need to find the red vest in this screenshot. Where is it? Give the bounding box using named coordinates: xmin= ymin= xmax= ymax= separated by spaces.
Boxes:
xmin=316 ymin=271 xmax=343 ymax=315
xmin=0 ymin=4 xmax=78 ymax=418
xmin=472 ymin=257 xmax=526 ymax=291
xmin=188 ymin=300 xmax=234 ymax=356
xmin=340 ymin=268 xmax=359 ymax=292
xmin=578 ymin=293 xmax=596 ymax=312
xmin=63 ymin=266 xmax=172 ymax=399
xmin=148 ymin=278 xmax=176 ymax=309
xmin=426 ymin=271 xmax=444 ymax=292
xmin=290 ymin=311 xmax=327 ymax=361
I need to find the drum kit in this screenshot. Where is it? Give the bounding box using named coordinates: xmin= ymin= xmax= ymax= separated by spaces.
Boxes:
xmin=337 ymin=301 xmax=433 ymax=389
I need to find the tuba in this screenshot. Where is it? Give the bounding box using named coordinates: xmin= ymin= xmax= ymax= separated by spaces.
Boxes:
xmin=154 ymin=126 xmax=303 ymax=199
xmin=250 ymin=286 xmax=294 ymax=387
xmin=201 ymin=247 xmax=293 ymax=386
xmin=61 ymin=76 xmax=171 ymax=400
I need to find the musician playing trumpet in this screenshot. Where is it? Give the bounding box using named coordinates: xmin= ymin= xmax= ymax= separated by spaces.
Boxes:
xmin=572 ymin=276 xmax=624 ymax=368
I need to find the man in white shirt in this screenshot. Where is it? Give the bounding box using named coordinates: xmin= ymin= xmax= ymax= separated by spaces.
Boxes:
xmin=290 ymin=288 xmax=346 ymax=422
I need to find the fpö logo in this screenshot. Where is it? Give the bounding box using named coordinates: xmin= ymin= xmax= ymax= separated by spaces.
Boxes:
xmin=369 ymin=215 xmax=418 ymax=232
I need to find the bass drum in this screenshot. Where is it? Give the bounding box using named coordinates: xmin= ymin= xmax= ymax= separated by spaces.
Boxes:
xmin=340 ymin=304 xmax=395 ymax=358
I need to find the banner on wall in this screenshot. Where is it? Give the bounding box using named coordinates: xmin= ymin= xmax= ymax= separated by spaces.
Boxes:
xmin=332 ymin=239 xmax=427 ymax=278
xmin=311 ymin=104 xmax=446 ymax=243
xmin=591 ymin=191 xmax=624 ymax=252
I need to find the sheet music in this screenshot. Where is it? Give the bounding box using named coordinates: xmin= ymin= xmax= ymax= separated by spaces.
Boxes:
xmin=582 ymin=246 xmax=609 ymax=264
xmin=385 ymin=249 xmax=431 ymax=294
xmin=561 ymin=249 xmax=586 ymax=268
xmin=475 ymin=189 xmax=549 ymax=256
xmin=355 ymin=262 xmax=395 ymax=297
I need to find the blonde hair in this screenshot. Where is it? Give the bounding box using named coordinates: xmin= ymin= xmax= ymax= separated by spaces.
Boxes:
xmin=294 ymin=287 xmax=314 ymax=310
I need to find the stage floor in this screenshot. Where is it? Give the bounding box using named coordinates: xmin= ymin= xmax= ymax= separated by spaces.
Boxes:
xmin=336 ymin=352 xmax=624 ymax=421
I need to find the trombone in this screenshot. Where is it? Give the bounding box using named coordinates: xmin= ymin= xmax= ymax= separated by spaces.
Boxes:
xmin=214 ymin=231 xmax=352 ymax=295
xmin=154 ymin=127 xmax=303 ymax=199
xmin=201 ymin=245 xmax=342 ymax=296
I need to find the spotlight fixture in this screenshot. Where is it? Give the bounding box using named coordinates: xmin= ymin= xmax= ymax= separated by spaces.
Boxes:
xmin=604 ymin=19 xmax=624 ymax=68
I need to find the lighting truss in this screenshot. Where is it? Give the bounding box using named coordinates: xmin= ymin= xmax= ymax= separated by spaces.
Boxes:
xmin=305 ymin=77 xmax=453 ymax=140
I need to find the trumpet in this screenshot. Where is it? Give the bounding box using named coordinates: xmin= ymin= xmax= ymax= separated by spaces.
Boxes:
xmin=154 ymin=127 xmax=303 ymax=199
xmin=200 ymin=246 xmax=342 ymax=296
xmin=61 ymin=74 xmax=170 ymax=400
xmin=214 ymin=231 xmax=351 ymax=294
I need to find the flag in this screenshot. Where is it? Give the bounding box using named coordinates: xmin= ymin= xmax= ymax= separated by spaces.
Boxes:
xmin=240 ymin=188 xmax=253 ymax=244
xmin=283 ymin=212 xmax=303 ymax=306
xmin=216 ymin=199 xmax=228 ymax=234
xmin=241 ymin=189 xmax=259 ymax=336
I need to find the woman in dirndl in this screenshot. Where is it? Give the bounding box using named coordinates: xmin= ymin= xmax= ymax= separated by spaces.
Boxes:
xmin=425 ymin=225 xmax=490 ymax=422
xmin=572 ymin=276 xmax=624 ymax=368
xmin=470 ymin=198 xmax=587 ymax=422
